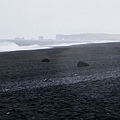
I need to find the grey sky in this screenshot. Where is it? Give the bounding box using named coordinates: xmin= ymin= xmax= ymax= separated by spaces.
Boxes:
xmin=0 ymin=0 xmax=120 ymax=39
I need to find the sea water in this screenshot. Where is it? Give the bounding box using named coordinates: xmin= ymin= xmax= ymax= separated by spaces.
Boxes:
xmin=0 ymin=39 xmax=119 ymax=52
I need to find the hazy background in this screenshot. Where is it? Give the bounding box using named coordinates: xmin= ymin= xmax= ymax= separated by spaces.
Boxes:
xmin=0 ymin=0 xmax=120 ymax=39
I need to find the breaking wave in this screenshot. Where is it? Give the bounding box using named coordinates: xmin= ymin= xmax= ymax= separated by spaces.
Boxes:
xmin=0 ymin=41 xmax=52 ymax=52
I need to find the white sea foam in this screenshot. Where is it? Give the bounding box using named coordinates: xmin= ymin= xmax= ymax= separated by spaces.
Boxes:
xmin=0 ymin=40 xmax=119 ymax=52
xmin=49 ymin=43 xmax=85 ymax=47
xmin=0 ymin=40 xmax=52 ymax=52
xmin=0 ymin=41 xmax=19 ymax=52
xmin=50 ymin=40 xmax=120 ymax=47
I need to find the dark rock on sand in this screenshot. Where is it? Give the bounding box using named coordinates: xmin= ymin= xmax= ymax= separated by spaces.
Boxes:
xmin=77 ymin=61 xmax=89 ymax=67
xmin=41 ymin=58 xmax=50 ymax=62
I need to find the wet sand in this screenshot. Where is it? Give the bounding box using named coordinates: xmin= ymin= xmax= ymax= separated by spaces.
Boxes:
xmin=0 ymin=42 xmax=120 ymax=119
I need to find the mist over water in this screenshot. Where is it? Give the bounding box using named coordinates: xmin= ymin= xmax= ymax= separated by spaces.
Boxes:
xmin=0 ymin=40 xmax=52 ymax=52
xmin=0 ymin=39 xmax=119 ymax=52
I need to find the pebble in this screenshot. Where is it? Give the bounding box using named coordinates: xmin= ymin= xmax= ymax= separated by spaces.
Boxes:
xmin=6 ymin=112 xmax=11 ymax=115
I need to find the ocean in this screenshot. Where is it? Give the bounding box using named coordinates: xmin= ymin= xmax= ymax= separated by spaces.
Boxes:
xmin=0 ymin=39 xmax=119 ymax=52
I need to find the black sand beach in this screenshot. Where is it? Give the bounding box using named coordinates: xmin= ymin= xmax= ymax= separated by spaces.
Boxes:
xmin=0 ymin=42 xmax=120 ymax=120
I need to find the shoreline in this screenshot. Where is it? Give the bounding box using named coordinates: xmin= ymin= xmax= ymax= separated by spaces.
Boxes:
xmin=0 ymin=41 xmax=120 ymax=53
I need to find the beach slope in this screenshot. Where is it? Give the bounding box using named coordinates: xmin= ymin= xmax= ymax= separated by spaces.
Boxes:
xmin=0 ymin=42 xmax=120 ymax=119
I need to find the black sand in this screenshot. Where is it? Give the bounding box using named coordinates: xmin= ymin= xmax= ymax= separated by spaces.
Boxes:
xmin=0 ymin=42 xmax=120 ymax=120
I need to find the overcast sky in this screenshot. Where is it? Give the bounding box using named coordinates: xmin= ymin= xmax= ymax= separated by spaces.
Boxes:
xmin=0 ymin=0 xmax=120 ymax=39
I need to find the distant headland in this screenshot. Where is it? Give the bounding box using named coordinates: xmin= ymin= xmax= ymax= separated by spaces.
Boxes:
xmin=56 ymin=33 xmax=120 ymax=41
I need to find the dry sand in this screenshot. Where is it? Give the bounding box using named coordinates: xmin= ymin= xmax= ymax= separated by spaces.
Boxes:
xmin=0 ymin=42 xmax=120 ymax=120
